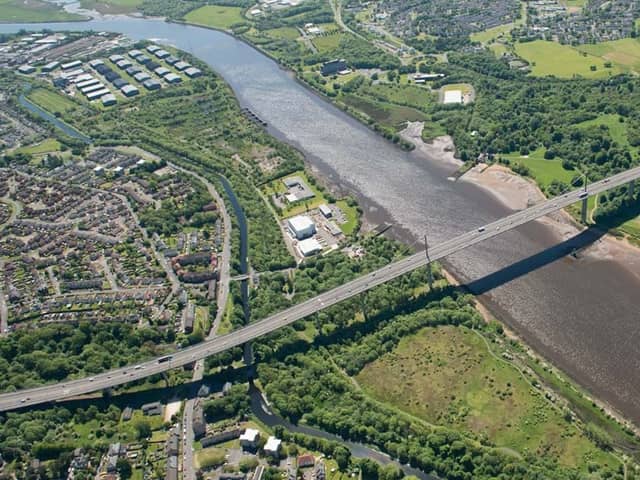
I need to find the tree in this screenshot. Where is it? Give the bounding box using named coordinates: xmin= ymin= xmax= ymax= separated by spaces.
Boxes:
xmin=333 ymin=445 xmax=351 ymax=470
xmin=133 ymin=419 xmax=152 ymax=440
xmin=117 ymin=459 xmax=132 ymax=480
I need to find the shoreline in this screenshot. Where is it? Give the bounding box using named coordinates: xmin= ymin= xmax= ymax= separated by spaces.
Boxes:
xmin=402 ymin=122 xmax=640 ymax=433
xmin=11 ymin=8 xmax=640 ymax=436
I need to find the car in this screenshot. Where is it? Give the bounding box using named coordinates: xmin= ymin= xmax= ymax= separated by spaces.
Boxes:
xmin=478 ymin=226 xmax=486 ymax=232
xmin=134 ymin=365 xmax=142 ymax=370
xmin=20 ymin=398 xmax=26 ymax=403
xmin=578 ymin=191 xmax=588 ymax=199
xmin=496 ymin=226 xmax=501 ymax=231
xmin=107 ymin=375 xmax=111 ymax=379
xmin=603 ymin=178 xmax=610 ymax=183
xmin=89 ymin=377 xmax=94 ymax=382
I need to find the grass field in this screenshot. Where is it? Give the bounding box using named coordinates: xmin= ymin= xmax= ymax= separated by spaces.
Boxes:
xmin=79 ymin=0 xmax=142 ymax=14
xmin=335 ymin=200 xmax=358 ymax=235
xmin=356 ymin=325 xmax=616 ymax=468
xmin=576 ymin=114 xmax=633 ymax=150
xmin=27 ymin=88 xmax=79 ymax=116
xmin=266 ymin=26 xmax=300 ymax=41
xmin=502 ymin=147 xmax=575 ymax=188
xmin=342 ymin=94 xmax=429 ymax=128
xmin=515 ymin=40 xmax=622 ymax=78
xmin=578 ymin=38 xmax=640 ymax=74
xmin=184 ymin=5 xmax=245 ymax=30
xmin=0 ymin=0 xmax=85 ymax=22
xmin=364 ymin=83 xmax=435 ymax=111
xmin=312 ymin=33 xmax=343 ymax=53
xmin=470 ymin=22 xmax=516 ymax=44
xmin=16 ymin=138 xmax=61 ymax=155
xmin=264 ymin=170 xmax=329 ymax=218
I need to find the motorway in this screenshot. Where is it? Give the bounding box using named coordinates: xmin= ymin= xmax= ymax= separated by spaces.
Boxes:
xmin=1 ymin=166 xmax=639 ymax=412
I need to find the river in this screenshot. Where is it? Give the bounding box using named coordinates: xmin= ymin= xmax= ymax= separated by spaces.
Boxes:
xmin=2 ymin=17 xmax=640 ymax=426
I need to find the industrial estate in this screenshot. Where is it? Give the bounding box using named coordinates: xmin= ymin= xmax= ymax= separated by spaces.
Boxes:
xmin=0 ymin=0 xmax=640 ymax=480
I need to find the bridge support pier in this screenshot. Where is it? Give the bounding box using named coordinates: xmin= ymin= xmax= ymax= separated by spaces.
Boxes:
xmin=629 ymin=180 xmax=635 ymax=199
xmin=581 ymin=197 xmax=588 ymax=224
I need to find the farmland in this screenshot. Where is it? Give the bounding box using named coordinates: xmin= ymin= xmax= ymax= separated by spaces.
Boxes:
xmin=0 ymin=0 xmax=86 ymax=22
xmin=184 ymin=5 xmax=246 ymax=30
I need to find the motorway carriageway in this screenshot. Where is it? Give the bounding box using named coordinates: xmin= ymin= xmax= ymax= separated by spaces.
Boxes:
xmin=1 ymin=165 xmax=639 ymax=412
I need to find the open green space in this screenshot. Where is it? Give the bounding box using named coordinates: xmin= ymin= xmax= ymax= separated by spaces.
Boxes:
xmin=470 ymin=22 xmax=516 ymax=44
xmin=356 ymin=325 xmax=616 ymax=468
xmin=15 ymin=138 xmax=61 ymax=155
xmin=576 ymin=114 xmax=634 ymax=150
xmin=502 ymin=147 xmax=575 ymax=188
xmin=335 ymin=200 xmax=358 ymax=235
xmin=514 ymin=40 xmax=622 ymax=78
xmin=184 ymin=5 xmax=245 ymax=30
xmin=0 ymin=0 xmax=86 ymax=22
xmin=342 ymin=94 xmax=429 ymax=129
xmin=27 ymin=88 xmax=79 ymax=116
xmin=578 ymin=38 xmax=640 ymax=74
xmin=266 ymin=26 xmax=300 ymax=41
xmin=263 ymin=170 xmax=329 ymax=218
xmin=312 ymin=33 xmax=344 ymax=53
xmin=79 ymin=0 xmax=142 ymax=14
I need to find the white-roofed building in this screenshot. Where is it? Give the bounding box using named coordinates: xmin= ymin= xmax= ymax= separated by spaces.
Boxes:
xmin=298 ymin=238 xmax=322 ymax=257
xmin=318 ymin=204 xmax=332 ymax=218
xmin=287 ymin=215 xmax=316 ymax=240
xmin=165 ymin=73 xmax=182 ymax=84
xmin=101 ymin=94 xmax=117 ymax=106
xmin=239 ymin=428 xmax=260 ymax=449
xmin=184 ymin=67 xmax=202 ymax=78
xmin=443 ymin=90 xmax=462 ymax=104
xmin=264 ymin=436 xmax=282 ymax=457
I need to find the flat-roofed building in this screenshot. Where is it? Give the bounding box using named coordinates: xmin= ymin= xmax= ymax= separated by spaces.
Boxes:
xmin=239 ymin=428 xmax=260 ymax=449
xmin=76 ymin=78 xmax=100 ymax=89
xmin=17 ymin=65 xmax=35 ymax=74
xmin=264 ymin=436 xmax=282 ymax=457
xmin=116 ymin=59 xmax=132 ymax=69
xmin=174 ymin=61 xmax=190 ymax=71
xmin=41 ymin=61 xmax=59 ymax=73
xmin=165 ymin=55 xmax=179 ymax=65
xmin=89 ymin=59 xmax=104 ymax=68
xmin=109 ymin=54 xmax=124 ymax=63
xmin=112 ymin=78 xmax=127 ymax=89
xmin=128 ymin=49 xmax=143 ymax=59
xmin=319 ymin=204 xmax=332 ymax=218
xmin=146 ymin=45 xmax=160 ymax=53
xmin=298 ymin=237 xmax=322 ymax=257
xmin=133 ymin=72 xmax=151 ymax=82
xmin=184 ymin=67 xmax=202 ymax=78
xmin=154 ymin=66 xmax=170 ymax=76
xmin=165 ymin=73 xmax=182 ymax=84
xmin=155 ymin=49 xmax=170 ymax=58
xmin=136 ymin=54 xmax=151 ymax=64
xmin=101 ymin=94 xmax=117 ymax=106
xmin=61 ymin=60 xmax=82 ymax=71
xmin=143 ymin=79 xmax=161 ymax=90
xmin=86 ymin=88 xmax=110 ymax=100
xmin=121 ymin=85 xmax=139 ymax=97
xmin=81 ymin=82 xmax=105 ymax=94
xmin=73 ymin=73 xmax=93 ymax=84
xmin=287 ymin=215 xmax=316 ymax=240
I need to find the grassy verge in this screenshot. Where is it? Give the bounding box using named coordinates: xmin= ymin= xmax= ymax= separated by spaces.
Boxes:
xmin=0 ymin=0 xmax=86 ymax=22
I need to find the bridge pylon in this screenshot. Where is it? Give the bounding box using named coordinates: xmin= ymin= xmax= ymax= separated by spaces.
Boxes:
xmin=629 ymin=180 xmax=635 ymax=199
xmin=424 ymin=234 xmax=433 ymax=290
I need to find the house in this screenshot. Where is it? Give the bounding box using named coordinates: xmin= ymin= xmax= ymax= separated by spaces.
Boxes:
xmin=155 ymin=66 xmax=171 ymax=77
xmin=200 ymin=428 xmax=242 ymax=448
xmin=321 ymin=59 xmax=347 ymax=76
xmin=142 ymin=401 xmax=162 ymax=416
xmin=89 ymin=59 xmax=104 ymax=68
xmin=133 ymin=72 xmax=150 ymax=82
xmin=165 ymin=55 xmax=180 ymax=65
xmin=239 ymin=428 xmax=260 ymax=449
xmin=146 ymin=44 xmax=161 ymax=53
xmin=174 ymin=61 xmax=191 ymax=71
xmin=113 ymin=78 xmax=128 ymax=89
xmin=109 ymin=54 xmax=124 ymax=63
xmin=220 ymin=474 xmax=246 ymax=480
xmin=155 ymin=49 xmax=170 ymax=58
xmin=287 ymin=215 xmax=316 ymax=240
xmin=128 ymin=49 xmax=143 ymax=59
xmin=264 ymin=436 xmax=282 ymax=457
xmin=297 ymin=454 xmax=315 ymax=468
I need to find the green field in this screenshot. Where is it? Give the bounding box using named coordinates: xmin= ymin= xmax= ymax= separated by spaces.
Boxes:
xmin=470 ymin=22 xmax=516 ymax=44
xmin=0 ymin=0 xmax=86 ymax=22
xmin=266 ymin=26 xmax=300 ymax=41
xmin=264 ymin=170 xmax=329 ymax=218
xmin=342 ymin=94 xmax=429 ymax=128
xmin=578 ymin=38 xmax=640 ymax=74
xmin=335 ymin=200 xmax=358 ymax=235
xmin=79 ymin=0 xmax=142 ymax=14
xmin=184 ymin=5 xmax=245 ymax=30
xmin=502 ymin=147 xmax=575 ymax=188
xmin=515 ymin=40 xmax=622 ymax=78
xmin=27 ymin=88 xmax=79 ymax=116
xmin=312 ymin=33 xmax=343 ymax=53
xmin=356 ymin=325 xmax=616 ymax=468
xmin=577 ymin=114 xmax=633 ymax=149
xmin=15 ymin=138 xmax=61 ymax=155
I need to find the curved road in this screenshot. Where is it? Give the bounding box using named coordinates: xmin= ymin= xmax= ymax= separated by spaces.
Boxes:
xmin=1 ymin=168 xmax=638 ymax=412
